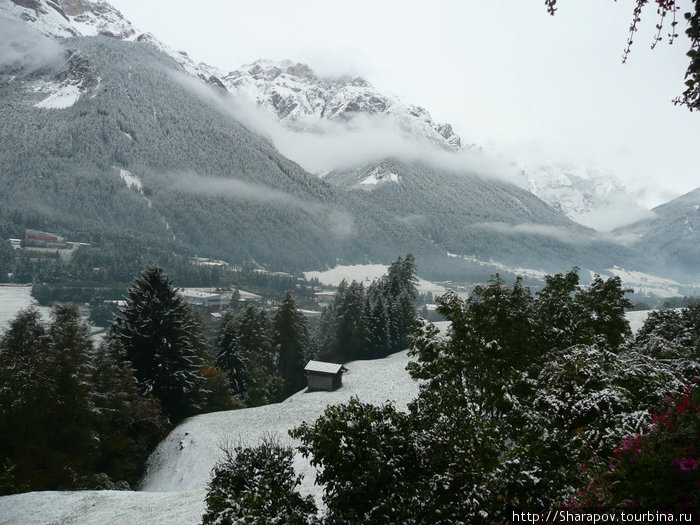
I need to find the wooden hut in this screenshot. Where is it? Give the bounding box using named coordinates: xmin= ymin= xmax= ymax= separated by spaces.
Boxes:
xmin=304 ymin=360 xmax=347 ymax=391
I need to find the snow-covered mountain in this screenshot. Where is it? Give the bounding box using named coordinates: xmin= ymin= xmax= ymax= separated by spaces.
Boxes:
xmin=222 ymin=59 xmax=463 ymax=151
xmin=4 ymin=0 xmax=633 ymax=227
xmin=1 ymin=0 xmax=225 ymax=88
xmin=614 ymin=187 xmax=700 ymax=281
xmin=519 ymin=163 xmax=629 ymax=224
xmin=1 ymin=0 xmax=135 ymax=39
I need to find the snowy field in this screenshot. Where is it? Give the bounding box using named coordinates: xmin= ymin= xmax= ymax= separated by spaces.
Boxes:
xmin=0 ymin=286 xmax=52 ymax=333
xmin=0 ymin=350 xmax=419 ymax=525
xmin=304 ymin=263 xmax=448 ymax=296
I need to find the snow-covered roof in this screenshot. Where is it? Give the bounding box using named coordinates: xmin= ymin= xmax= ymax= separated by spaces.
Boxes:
xmin=304 ymin=360 xmax=345 ymax=375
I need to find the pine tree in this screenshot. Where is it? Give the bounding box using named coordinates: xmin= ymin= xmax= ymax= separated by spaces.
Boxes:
xmin=217 ymin=305 xmax=281 ymax=407
xmin=108 ymin=266 xmax=206 ymax=423
xmin=274 ymin=292 xmax=310 ymax=398
xmin=217 ymin=310 xmax=248 ymax=400
xmin=45 ymin=304 xmax=99 ymax=487
xmin=0 ymin=308 xmax=52 ymax=493
xmin=335 ymin=280 xmax=368 ymax=361
xmin=92 ymin=340 xmax=169 ymax=487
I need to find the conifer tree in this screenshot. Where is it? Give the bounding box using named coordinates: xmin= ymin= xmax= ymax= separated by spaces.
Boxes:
xmin=274 ymin=292 xmax=310 ymax=398
xmin=335 ymin=280 xmax=368 ymax=361
xmin=0 ymin=308 xmax=52 ymax=493
xmin=108 ymin=266 xmax=206 ymax=423
xmin=46 ymin=304 xmax=99 ymax=486
xmin=92 ymin=340 xmax=169 ymax=487
xmin=217 ymin=304 xmax=281 ymax=406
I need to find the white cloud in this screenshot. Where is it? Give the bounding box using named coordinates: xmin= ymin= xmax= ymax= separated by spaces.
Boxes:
xmin=165 ymin=170 xmax=356 ymax=238
xmin=171 ymin=69 xmax=524 ymax=185
xmin=0 ymin=16 xmax=64 ymax=72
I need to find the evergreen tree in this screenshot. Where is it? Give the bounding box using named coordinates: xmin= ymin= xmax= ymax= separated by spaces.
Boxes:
xmin=216 ymin=310 xmax=248 ymax=401
xmin=45 ymin=304 xmax=99 ymax=487
xmin=92 ymin=340 xmax=169 ymax=487
xmin=274 ymin=292 xmax=310 ymax=398
xmin=0 ymin=308 xmax=52 ymax=493
xmin=335 ymin=280 xmax=368 ymax=361
xmin=108 ymin=266 xmax=206 ymax=423
xmin=217 ymin=305 xmax=281 ymax=407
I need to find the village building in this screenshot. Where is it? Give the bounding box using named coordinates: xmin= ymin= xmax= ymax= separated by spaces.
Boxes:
xmin=304 ymin=360 xmax=347 ymax=391
xmin=180 ymin=289 xmax=225 ymax=312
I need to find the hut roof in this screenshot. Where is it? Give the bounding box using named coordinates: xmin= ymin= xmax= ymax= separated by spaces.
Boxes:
xmin=304 ymin=360 xmax=345 ymax=375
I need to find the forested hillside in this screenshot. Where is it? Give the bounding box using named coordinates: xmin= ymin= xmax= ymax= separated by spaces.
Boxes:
xmin=0 ymin=36 xmax=434 ymax=271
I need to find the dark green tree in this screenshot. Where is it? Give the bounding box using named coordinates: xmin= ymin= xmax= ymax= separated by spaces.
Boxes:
xmin=92 ymin=340 xmax=169 ymax=487
xmin=274 ymin=292 xmax=310 ymax=398
xmin=108 ymin=266 xmax=206 ymax=423
xmin=216 ymin=305 xmax=281 ymax=406
xmin=291 ymin=398 xmax=421 ymax=524
xmin=45 ymin=304 xmax=99 ymax=486
xmin=0 ymin=308 xmax=52 ymax=493
xmin=576 ymin=274 xmax=633 ymax=349
xmin=335 ymin=280 xmax=368 ymax=361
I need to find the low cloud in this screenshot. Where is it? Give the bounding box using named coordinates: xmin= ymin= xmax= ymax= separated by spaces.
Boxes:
xmin=170 ymin=70 xmax=525 ymax=186
xmin=570 ymin=194 xmax=658 ymax=232
xmin=169 ymin=171 xmax=299 ymax=205
xmin=0 ymin=16 xmax=64 ymax=72
xmin=165 ymin=170 xmax=356 ymax=238
xmin=471 ymin=222 xmax=588 ymax=244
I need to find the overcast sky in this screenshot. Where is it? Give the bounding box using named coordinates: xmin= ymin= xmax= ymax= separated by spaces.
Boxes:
xmin=110 ymin=0 xmax=698 ymax=206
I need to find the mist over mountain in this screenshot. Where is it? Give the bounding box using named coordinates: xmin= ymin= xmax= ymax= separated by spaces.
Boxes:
xmin=0 ymin=0 xmax=696 ymax=287
xmin=614 ymin=187 xmax=700 ymax=281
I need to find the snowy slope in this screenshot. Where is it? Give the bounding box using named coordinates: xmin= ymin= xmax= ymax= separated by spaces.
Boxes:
xmin=0 ymin=350 xmax=419 ymax=525
xmin=141 ymin=350 xmax=419 ymax=494
xmin=0 ymin=490 xmax=206 ymax=525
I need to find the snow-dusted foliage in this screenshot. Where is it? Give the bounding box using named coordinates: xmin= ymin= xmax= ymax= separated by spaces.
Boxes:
xmin=290 ymin=269 xmax=689 ymax=522
xmin=0 ymin=303 xmax=167 ymax=494
xmin=274 ymin=292 xmax=311 ymax=398
xmin=573 ymin=383 xmax=700 ymax=512
xmin=632 ymin=303 xmax=700 ymax=380
xmin=201 ymin=436 xmax=316 ymax=525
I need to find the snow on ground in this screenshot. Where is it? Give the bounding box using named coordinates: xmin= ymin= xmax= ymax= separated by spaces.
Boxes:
xmin=0 ymin=489 xmax=205 ymax=525
xmin=0 ymin=350 xmax=419 ymax=525
xmin=605 ymin=266 xmax=682 ymax=299
xmin=359 ymin=172 xmax=399 ymax=186
xmin=626 ymin=309 xmax=653 ymax=333
xmin=0 ymin=286 xmax=52 ymax=333
xmin=304 ymin=263 xmax=447 ymax=296
xmin=141 ymin=350 xmax=418 ymax=495
xmin=34 ymin=82 xmax=82 ymax=109
xmin=446 ymin=252 xmax=550 ymax=280
xmin=117 ymin=168 xmax=143 ymax=192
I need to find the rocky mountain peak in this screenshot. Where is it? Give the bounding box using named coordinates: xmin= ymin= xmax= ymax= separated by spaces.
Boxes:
xmin=222 ymin=59 xmax=464 ymax=151
xmin=5 ymin=0 xmax=135 ymax=39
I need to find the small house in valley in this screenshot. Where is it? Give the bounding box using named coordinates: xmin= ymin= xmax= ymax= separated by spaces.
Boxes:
xmin=304 ymin=360 xmax=347 ymax=391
